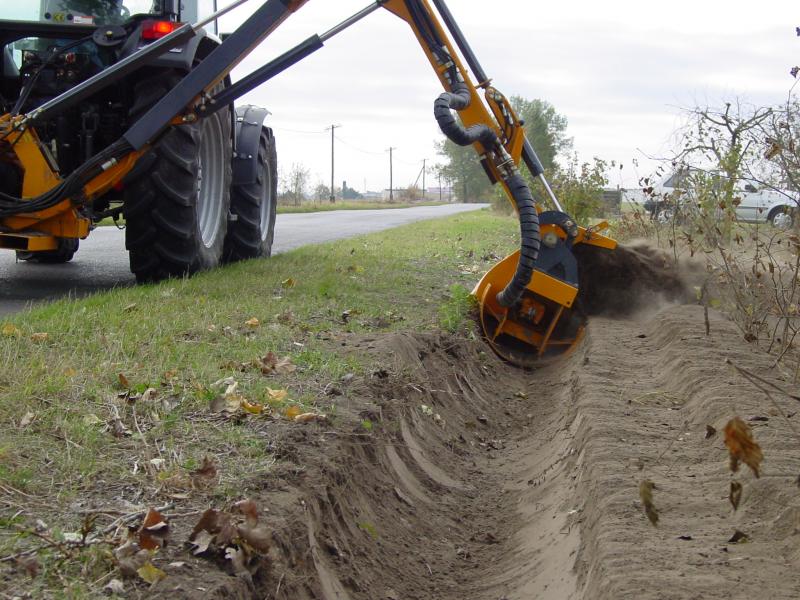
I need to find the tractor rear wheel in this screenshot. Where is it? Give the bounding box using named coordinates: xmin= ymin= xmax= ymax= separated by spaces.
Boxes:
xmin=223 ymin=130 xmax=277 ymax=261
xmin=123 ymin=73 xmax=232 ymax=282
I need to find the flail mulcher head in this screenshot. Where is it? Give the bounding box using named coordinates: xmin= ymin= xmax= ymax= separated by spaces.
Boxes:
xmin=474 ymin=213 xmax=617 ymax=366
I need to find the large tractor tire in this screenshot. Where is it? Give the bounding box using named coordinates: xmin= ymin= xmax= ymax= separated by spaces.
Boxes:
xmin=16 ymin=238 xmax=79 ymax=263
xmin=224 ymin=130 xmax=277 ymax=261
xmin=123 ymin=73 xmax=232 ymax=282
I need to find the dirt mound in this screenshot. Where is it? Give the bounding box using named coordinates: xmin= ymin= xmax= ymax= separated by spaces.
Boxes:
xmin=574 ymin=240 xmax=692 ymax=315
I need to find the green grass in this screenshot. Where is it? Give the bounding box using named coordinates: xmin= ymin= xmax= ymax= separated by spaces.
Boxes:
xmin=0 ymin=209 xmax=516 ymax=593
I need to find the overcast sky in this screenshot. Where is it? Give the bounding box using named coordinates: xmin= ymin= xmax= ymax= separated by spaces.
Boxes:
xmin=218 ymin=1 xmax=798 ymax=193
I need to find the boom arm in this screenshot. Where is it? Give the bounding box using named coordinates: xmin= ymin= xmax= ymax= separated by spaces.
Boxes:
xmin=0 ymin=0 xmax=616 ymax=363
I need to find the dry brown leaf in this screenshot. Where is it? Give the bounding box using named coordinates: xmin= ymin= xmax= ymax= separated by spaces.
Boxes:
xmin=281 ymin=278 xmax=296 ymax=289
xmin=705 ymin=424 xmax=717 ymax=439
xmin=284 ymin=405 xmax=301 ymax=420
xmin=245 ymin=317 xmax=260 ymax=328
xmin=1 ymin=323 xmax=20 ymax=337
xmin=729 ymin=481 xmax=743 ymax=511
xmin=190 ymin=508 xmax=236 ymax=548
xmin=268 ymin=388 xmax=288 ymax=403
xmin=724 ymin=417 xmax=763 ymax=477
xmin=238 ymin=524 xmax=271 ymax=553
xmin=190 ymin=530 xmax=214 ymax=555
xmin=138 ymin=508 xmax=169 ymax=550
xmin=30 ymin=332 xmax=48 ymax=343
xmin=105 ymin=579 xmax=125 ymax=594
xmin=19 ymin=411 xmax=36 ymax=429
xmin=275 ymin=356 xmax=297 ymax=375
xmin=257 ymin=352 xmax=278 ymax=374
xmin=241 ymin=399 xmax=264 ymax=415
xmin=639 ymin=480 xmax=659 ymax=526
xmin=141 ymin=388 xmax=158 ymax=402
xmin=109 ymin=417 xmax=132 ymax=438
xmin=294 ymin=412 xmax=327 ymax=424
xmin=191 ymin=456 xmax=218 ymax=488
xmin=137 ymin=562 xmax=166 ymax=585
xmin=225 ymin=546 xmax=248 ymax=574
xmin=123 ymin=303 xmax=138 ymax=313
xmin=16 ymin=555 xmax=39 ymax=578
xmin=118 ymin=373 xmax=130 ymax=389
xmin=63 ymin=367 xmax=77 ymax=377
xmin=234 ymin=499 xmax=259 ymax=528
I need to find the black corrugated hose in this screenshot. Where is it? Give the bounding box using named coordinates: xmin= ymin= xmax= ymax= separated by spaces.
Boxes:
xmin=434 ymin=82 xmax=540 ymax=308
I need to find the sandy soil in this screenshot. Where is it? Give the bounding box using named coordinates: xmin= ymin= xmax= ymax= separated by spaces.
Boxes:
xmin=120 ymin=295 xmax=800 ymax=599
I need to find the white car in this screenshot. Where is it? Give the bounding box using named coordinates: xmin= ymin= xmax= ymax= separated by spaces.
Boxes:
xmin=623 ymin=171 xmax=797 ymax=228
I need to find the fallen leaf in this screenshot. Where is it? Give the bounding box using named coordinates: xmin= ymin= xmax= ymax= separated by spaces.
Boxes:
xmin=191 ymin=508 xmax=236 ymax=547
xmin=83 ymin=413 xmax=103 ymax=426
xmin=225 ymin=546 xmax=248 ymax=574
xmin=238 ymin=524 xmax=271 ymax=553
xmin=284 ymin=405 xmax=302 ymax=420
xmin=1 ymin=323 xmax=20 ymax=337
xmin=15 ymin=555 xmax=39 ymax=578
xmin=105 ymin=578 xmax=125 ymax=594
xmin=123 ymin=303 xmax=138 ymax=313
xmin=168 ymin=561 xmax=186 ymax=568
xmin=724 ymin=417 xmax=763 ymax=477
xmin=141 ymin=388 xmax=158 ymax=402
xmin=138 ymin=508 xmax=169 ymax=550
xmin=639 ymin=480 xmax=659 ymax=526
xmin=728 ymin=530 xmax=749 ymax=544
xmin=191 ymin=456 xmax=218 ymax=488
xmin=281 ymin=278 xmax=296 ymax=289
xmin=294 ymin=412 xmax=327 ymax=424
xmin=234 ymin=499 xmax=259 ymax=528
xmin=136 ymin=562 xmax=166 ymax=585
xmin=268 ymin=388 xmax=288 ymax=403
xmin=705 ymin=424 xmax=717 ymax=439
xmin=19 ymin=411 xmax=36 ymax=429
xmin=241 ymin=399 xmax=264 ymax=415
xmin=63 ymin=367 xmax=77 ymax=377
xmin=729 ymin=481 xmax=743 ymax=511
xmin=109 ymin=418 xmax=132 ymax=438
xmin=245 ymin=317 xmax=260 ymax=328
xmin=275 ymin=356 xmax=297 ymax=375
xmin=30 ymin=332 xmax=48 ymax=343
xmin=190 ymin=530 xmax=214 ymax=555
xmin=118 ymin=373 xmax=130 ymax=389
xmin=257 ymin=352 xmax=278 ymax=374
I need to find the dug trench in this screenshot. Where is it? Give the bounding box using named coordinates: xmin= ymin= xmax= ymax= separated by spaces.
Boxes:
xmin=130 ymin=246 xmax=800 ymax=599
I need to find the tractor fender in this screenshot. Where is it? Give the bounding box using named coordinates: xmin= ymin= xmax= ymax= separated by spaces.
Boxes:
xmin=233 ymin=105 xmax=272 ymax=186
xmin=147 ymin=28 xmax=210 ymax=71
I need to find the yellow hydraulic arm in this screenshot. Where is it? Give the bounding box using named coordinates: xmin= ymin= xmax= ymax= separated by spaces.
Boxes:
xmin=0 ymin=0 xmax=616 ymax=363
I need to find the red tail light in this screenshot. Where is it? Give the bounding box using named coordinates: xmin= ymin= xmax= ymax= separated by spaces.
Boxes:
xmin=141 ymin=20 xmax=181 ymax=40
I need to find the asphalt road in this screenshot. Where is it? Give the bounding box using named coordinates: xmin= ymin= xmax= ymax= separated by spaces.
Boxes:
xmin=0 ymin=203 xmax=488 ymax=316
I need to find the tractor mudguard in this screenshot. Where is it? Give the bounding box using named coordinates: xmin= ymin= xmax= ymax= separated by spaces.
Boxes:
xmin=232 ymin=105 xmax=272 ymax=186
xmin=135 ymin=28 xmax=208 ymax=71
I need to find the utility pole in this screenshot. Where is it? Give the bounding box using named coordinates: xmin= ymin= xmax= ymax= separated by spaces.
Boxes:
xmin=387 ymin=147 xmax=396 ymax=202
xmin=325 ymin=124 xmax=341 ymax=203
xmin=422 ymin=158 xmax=426 ymax=201
xmin=438 ymin=171 xmax=443 ymax=202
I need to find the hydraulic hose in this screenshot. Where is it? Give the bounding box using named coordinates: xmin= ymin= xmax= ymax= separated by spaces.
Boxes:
xmin=434 ymin=82 xmax=498 ymax=149
xmin=495 ymin=173 xmax=540 ymax=307
xmin=434 ymin=82 xmax=540 ymax=308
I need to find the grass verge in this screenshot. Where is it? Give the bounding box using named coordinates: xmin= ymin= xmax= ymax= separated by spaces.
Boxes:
xmin=0 ymin=209 xmax=516 ymax=596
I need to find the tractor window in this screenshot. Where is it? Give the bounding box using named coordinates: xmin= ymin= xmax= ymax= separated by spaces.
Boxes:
xmin=0 ymin=2 xmax=161 ymax=26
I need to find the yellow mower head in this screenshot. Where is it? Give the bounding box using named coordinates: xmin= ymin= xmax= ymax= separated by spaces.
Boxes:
xmin=474 ymin=216 xmax=617 ymax=366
